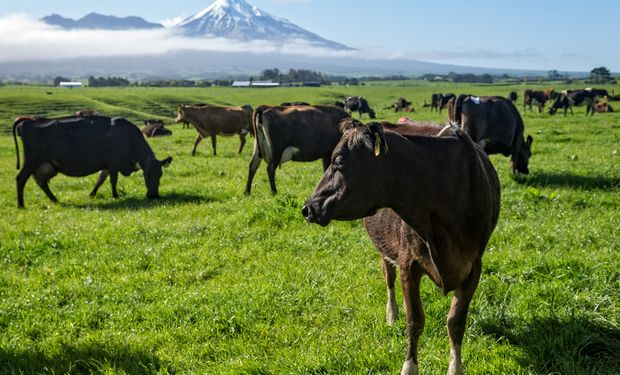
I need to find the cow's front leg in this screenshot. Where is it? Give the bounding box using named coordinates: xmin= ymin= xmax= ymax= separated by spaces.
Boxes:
xmin=446 ymin=258 xmax=481 ymax=375
xmin=400 ymin=262 xmax=424 ymax=375
xmin=210 ymin=133 xmax=217 ymax=156
xmin=109 ymin=170 xmax=119 ymax=198
xmin=238 ymin=134 xmax=246 ymax=154
xmin=382 ymin=257 xmax=399 ymax=325
xmin=191 ymin=134 xmax=203 ymax=156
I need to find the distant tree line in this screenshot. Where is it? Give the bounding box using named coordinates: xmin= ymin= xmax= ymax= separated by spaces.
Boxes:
xmin=88 ymin=76 xmax=130 ymax=87
xmin=259 ymin=68 xmax=345 ymax=85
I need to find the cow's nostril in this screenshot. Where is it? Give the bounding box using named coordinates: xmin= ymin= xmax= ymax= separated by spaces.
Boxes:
xmin=301 ymin=205 xmax=311 ymax=219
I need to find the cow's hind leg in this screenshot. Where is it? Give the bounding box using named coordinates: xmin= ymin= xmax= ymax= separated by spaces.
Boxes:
xmin=244 ymin=147 xmax=262 ymax=195
xmin=382 ymin=257 xmax=399 ymax=325
xmin=191 ymin=134 xmax=203 ymax=156
xmin=33 ymin=162 xmax=59 ymax=203
xmin=238 ymin=134 xmax=246 ymax=154
xmin=400 ymin=262 xmax=424 ymax=375
xmin=446 ymin=258 xmax=482 ymax=375
xmin=90 ymin=170 xmax=109 ymax=197
xmin=16 ymin=162 xmax=40 ymax=208
xmin=267 ymin=162 xmax=278 ymax=195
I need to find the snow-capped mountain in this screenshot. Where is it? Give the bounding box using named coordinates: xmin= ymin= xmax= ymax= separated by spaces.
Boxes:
xmin=176 ymin=0 xmax=352 ymax=50
xmin=41 ymin=12 xmax=163 ymax=30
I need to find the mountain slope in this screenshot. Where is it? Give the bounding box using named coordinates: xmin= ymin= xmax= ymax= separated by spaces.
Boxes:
xmin=41 ymin=12 xmax=163 ymax=30
xmin=176 ymin=0 xmax=351 ymax=50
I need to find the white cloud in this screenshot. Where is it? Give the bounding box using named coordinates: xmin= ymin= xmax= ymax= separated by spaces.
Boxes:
xmin=160 ymin=16 xmax=184 ymax=28
xmin=0 ymin=13 xmax=358 ymax=63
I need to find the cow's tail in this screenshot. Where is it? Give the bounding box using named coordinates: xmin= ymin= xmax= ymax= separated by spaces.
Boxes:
xmin=453 ymin=94 xmax=468 ymax=126
xmin=252 ymin=106 xmax=273 ymax=163
xmin=13 ymin=118 xmax=26 ymax=170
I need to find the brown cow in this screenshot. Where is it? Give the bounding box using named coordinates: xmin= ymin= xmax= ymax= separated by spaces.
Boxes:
xmin=175 ymin=104 xmax=253 ymax=156
xmin=302 ymin=119 xmax=500 ymax=375
xmin=75 ymin=110 xmax=100 ymax=117
xmin=142 ymin=119 xmax=172 ymax=137
xmin=523 ymin=89 xmax=555 ymax=113
xmin=245 ymin=105 xmax=350 ymax=195
xmin=454 ymin=95 xmax=532 ymax=174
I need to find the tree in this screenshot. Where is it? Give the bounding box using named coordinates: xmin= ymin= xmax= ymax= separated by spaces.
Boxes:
xmin=590 ymin=66 xmax=613 ymax=84
xmin=53 ymin=76 xmax=71 ymax=86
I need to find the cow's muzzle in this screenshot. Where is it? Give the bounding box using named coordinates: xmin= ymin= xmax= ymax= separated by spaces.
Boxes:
xmin=301 ymin=202 xmax=330 ymax=227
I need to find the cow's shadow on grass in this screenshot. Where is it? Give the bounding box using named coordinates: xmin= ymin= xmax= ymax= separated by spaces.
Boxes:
xmin=479 ymin=316 xmax=620 ymax=374
xmin=515 ymin=171 xmax=620 ymax=190
xmin=0 ymin=342 xmax=165 ymax=374
xmin=65 ymin=192 xmax=219 ymax=210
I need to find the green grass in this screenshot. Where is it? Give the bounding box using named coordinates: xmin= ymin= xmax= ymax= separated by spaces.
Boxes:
xmin=0 ymin=82 xmax=619 ymax=374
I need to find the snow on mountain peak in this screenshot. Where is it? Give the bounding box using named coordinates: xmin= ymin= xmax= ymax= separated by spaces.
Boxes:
xmin=176 ymin=0 xmax=351 ymax=50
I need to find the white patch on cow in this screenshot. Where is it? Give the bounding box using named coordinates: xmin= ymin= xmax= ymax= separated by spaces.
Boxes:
xmin=401 ymin=359 xmax=419 ymax=375
xmin=471 ymin=96 xmax=480 ymax=104
xmin=256 ymin=124 xmax=272 ymax=164
xmin=279 ymin=146 xmax=300 ymax=166
xmin=386 ymin=287 xmax=399 ymax=325
xmin=448 ymin=345 xmax=463 ymax=375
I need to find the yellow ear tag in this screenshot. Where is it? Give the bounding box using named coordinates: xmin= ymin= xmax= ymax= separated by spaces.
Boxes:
xmin=374 ymin=133 xmax=381 ymax=156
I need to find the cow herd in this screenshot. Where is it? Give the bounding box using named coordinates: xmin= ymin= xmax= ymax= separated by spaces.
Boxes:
xmin=9 ymin=85 xmax=610 ymax=375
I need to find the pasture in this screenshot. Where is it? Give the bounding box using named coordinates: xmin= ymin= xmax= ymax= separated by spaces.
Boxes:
xmin=0 ymin=82 xmax=619 ymax=374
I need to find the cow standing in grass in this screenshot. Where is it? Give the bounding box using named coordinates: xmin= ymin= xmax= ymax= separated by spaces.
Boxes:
xmin=344 ymin=96 xmax=376 ymax=119
xmin=549 ymin=88 xmax=609 ymax=116
xmin=175 ymin=104 xmax=253 ymax=156
xmin=454 ymin=95 xmax=533 ymax=174
xmin=13 ymin=116 xmax=172 ymax=208
xmin=302 ymin=119 xmax=500 ymax=375
xmin=245 ymin=105 xmax=350 ymax=195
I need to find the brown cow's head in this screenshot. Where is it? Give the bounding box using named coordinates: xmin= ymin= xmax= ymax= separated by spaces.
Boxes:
xmin=302 ymin=119 xmax=389 ymax=226
xmin=513 ymin=135 xmax=533 ymax=175
xmin=175 ymin=106 xmax=189 ymax=124
xmin=143 ymin=156 xmax=173 ymax=199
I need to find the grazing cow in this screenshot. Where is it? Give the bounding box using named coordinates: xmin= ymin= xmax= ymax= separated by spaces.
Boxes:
xmin=436 ymin=94 xmax=456 ymax=113
xmin=508 ymin=91 xmax=518 ymax=103
xmin=390 ymin=98 xmax=413 ymax=112
xmin=454 ymin=95 xmax=533 ymax=174
xmin=548 ymin=88 xmax=608 ymax=116
xmin=142 ymin=119 xmax=172 ymax=137
xmin=523 ymin=89 xmax=553 ymax=113
xmin=302 ymin=119 xmax=500 ymax=375
xmin=13 ymin=116 xmax=172 ymax=208
xmin=75 ymin=110 xmax=100 ymax=117
xmin=175 ymin=104 xmax=253 ymax=156
xmin=245 ymin=105 xmax=350 ymax=195
xmin=280 ymin=101 xmax=311 ymax=106
xmin=344 ymin=96 xmax=376 ymax=119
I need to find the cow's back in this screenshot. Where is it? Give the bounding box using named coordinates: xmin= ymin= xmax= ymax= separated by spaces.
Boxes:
xmin=258 ymin=105 xmax=349 ymax=161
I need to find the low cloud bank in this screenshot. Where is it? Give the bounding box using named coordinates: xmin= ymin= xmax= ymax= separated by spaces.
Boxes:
xmin=0 ymin=14 xmax=359 ymax=63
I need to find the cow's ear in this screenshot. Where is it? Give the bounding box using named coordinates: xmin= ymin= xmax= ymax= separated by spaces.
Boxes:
xmin=368 ymin=122 xmax=388 ymax=156
xmin=339 ymin=117 xmax=361 ymax=134
xmin=526 ymin=135 xmax=533 ymax=147
xmin=161 ymin=156 xmax=173 ymax=168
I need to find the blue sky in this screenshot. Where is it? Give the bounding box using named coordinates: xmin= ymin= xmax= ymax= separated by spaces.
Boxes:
xmin=0 ymin=0 xmax=618 ymax=72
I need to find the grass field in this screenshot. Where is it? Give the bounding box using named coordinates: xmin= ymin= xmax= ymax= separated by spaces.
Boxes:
xmin=0 ymin=82 xmax=619 ymax=374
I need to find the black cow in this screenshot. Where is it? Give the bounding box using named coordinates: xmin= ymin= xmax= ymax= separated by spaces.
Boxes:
xmin=280 ymin=101 xmax=311 ymax=106
xmin=432 ymin=93 xmax=456 ymax=113
xmin=344 ymin=96 xmax=376 ymax=119
xmin=13 ymin=116 xmax=172 ymax=208
xmin=549 ymin=88 xmax=609 ymax=116
xmin=245 ymin=105 xmax=350 ymax=195
xmin=508 ymin=91 xmax=518 ymax=103
xmin=454 ymin=95 xmax=533 ymax=174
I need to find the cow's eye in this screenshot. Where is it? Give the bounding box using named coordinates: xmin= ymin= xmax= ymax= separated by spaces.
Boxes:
xmin=333 ymin=156 xmax=345 ymax=170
